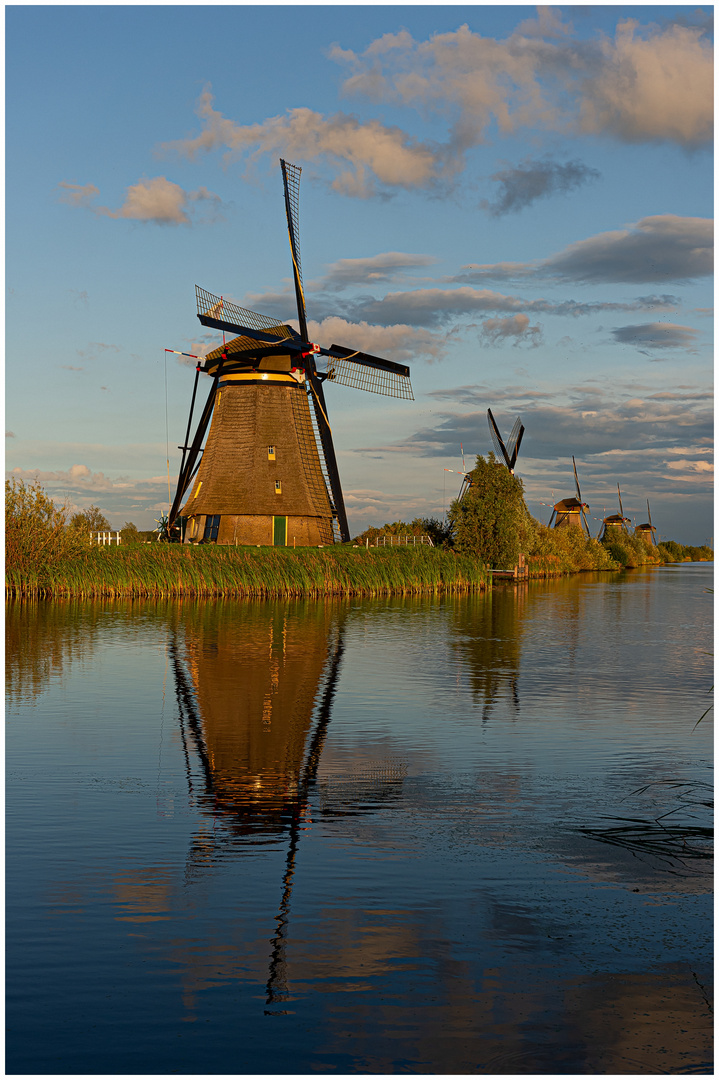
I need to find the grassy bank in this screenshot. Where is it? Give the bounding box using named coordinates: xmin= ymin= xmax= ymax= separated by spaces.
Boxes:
xmin=6 ymin=543 xmax=489 ymax=599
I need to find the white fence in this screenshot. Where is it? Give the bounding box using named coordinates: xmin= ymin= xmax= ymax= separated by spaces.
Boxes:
xmin=374 ymin=534 xmax=434 ymax=548
xmin=91 ymin=532 xmax=122 ymax=546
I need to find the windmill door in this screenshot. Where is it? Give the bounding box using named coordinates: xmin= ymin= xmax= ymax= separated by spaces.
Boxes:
xmin=273 ymin=516 xmax=288 ymax=546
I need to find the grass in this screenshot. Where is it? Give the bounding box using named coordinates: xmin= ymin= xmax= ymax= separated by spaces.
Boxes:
xmin=6 ymin=543 xmax=489 ymax=600
xmin=579 ymin=778 xmax=713 ymax=871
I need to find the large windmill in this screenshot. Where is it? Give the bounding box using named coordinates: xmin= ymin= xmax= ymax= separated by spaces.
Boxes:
xmin=487 ymin=409 xmax=524 ymax=474
xmin=634 ymin=500 xmax=658 ymax=545
xmin=598 ymin=483 xmax=631 ymax=540
xmin=168 ymin=159 xmax=414 ymax=546
xmin=548 ymin=456 xmax=591 ymax=538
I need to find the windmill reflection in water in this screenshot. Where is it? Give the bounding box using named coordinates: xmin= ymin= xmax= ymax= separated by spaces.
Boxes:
xmin=169 ymin=604 xmax=405 ymax=1011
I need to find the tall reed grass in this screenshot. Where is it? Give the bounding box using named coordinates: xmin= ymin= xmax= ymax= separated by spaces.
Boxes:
xmin=6 ymin=544 xmax=488 ymax=600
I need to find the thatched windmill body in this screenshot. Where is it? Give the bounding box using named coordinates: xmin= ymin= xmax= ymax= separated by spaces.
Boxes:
xmin=169 ymin=160 xmax=413 ymax=546
xmin=548 ymin=456 xmax=591 ymax=537
xmin=634 ymin=500 xmax=658 ymax=545
xmin=598 ymin=484 xmax=631 ymax=540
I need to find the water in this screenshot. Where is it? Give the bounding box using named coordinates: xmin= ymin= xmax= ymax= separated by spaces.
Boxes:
xmin=6 ymin=564 xmax=713 ymax=1074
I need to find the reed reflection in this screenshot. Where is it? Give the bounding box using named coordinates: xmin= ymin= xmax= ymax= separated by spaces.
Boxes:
xmin=6 ymin=598 xmax=102 ymax=704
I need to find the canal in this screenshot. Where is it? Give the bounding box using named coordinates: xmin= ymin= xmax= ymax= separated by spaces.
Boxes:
xmin=6 ymin=563 xmax=713 ymax=1073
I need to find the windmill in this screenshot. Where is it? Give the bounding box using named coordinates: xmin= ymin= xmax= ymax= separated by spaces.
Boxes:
xmin=444 ymin=444 xmax=473 ymax=502
xmin=598 ymin=483 xmax=631 ymax=540
xmin=487 ymin=409 xmax=524 ymax=474
xmin=168 ymin=159 xmax=414 ymax=546
xmin=634 ymin=499 xmax=658 ymax=545
xmin=548 ymin=456 xmax=591 ymax=537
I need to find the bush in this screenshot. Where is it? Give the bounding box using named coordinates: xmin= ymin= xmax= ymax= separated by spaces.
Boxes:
xmin=529 ymin=523 xmax=619 ymax=574
xmin=659 ymin=539 xmax=684 ymax=562
xmin=120 ymin=522 xmax=140 ymax=544
xmin=656 ymin=540 xmax=713 ymax=563
xmin=353 ymin=516 xmax=453 ymax=547
xmin=6 ymin=479 xmax=88 ymax=577
xmin=69 ymin=505 xmax=111 ymax=533
xmin=601 ymin=531 xmax=661 ymax=568
xmin=448 ymin=453 xmax=536 ymax=567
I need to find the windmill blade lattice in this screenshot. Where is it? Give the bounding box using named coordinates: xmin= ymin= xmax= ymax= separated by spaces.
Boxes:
xmin=487 ymin=409 xmax=508 ymax=464
xmin=506 ymin=416 xmax=523 ymax=461
xmin=325 ymin=355 xmax=414 ymax=399
xmin=573 ymin=455 xmax=582 ymax=503
xmin=196 ymin=286 xmax=294 ymax=341
xmin=281 ymin=159 xmax=308 ymax=336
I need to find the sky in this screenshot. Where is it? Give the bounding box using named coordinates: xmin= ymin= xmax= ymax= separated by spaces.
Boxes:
xmin=5 ymin=4 xmax=713 ymax=544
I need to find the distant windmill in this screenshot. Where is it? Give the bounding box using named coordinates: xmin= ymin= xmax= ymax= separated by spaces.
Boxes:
xmin=634 ymin=499 xmax=658 ymax=545
xmin=598 ymin=483 xmax=631 ymax=540
xmin=487 ymin=409 xmax=524 ymax=474
xmin=444 ymin=444 xmax=473 ymax=502
xmin=548 ymin=456 xmax=591 ymax=538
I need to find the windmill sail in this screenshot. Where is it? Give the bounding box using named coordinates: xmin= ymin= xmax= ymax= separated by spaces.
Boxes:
xmin=487 ymin=408 xmax=524 ymax=472
xmin=506 ymin=415 xmax=524 ymax=465
xmin=196 ymin=286 xmax=295 ymax=343
xmin=280 ymin=159 xmax=308 ymax=340
xmin=573 ymin=456 xmax=582 ymax=502
xmin=325 ymin=351 xmax=413 ymax=399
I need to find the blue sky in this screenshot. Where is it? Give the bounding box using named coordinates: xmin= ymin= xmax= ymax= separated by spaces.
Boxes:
xmin=6 ymin=4 xmax=713 ymax=543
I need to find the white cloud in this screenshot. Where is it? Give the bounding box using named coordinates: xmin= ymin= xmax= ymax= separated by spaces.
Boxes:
xmin=333 ymin=18 xmax=713 ymax=151
xmin=8 ymin=464 xmax=169 ymax=494
xmin=579 ymin=20 xmax=713 ymax=145
xmin=480 ymin=313 xmax=542 ymax=347
xmin=162 ymin=88 xmax=442 ymax=198
xmin=306 ymin=316 xmax=446 ymax=362
xmin=58 ymin=176 xmax=223 ymax=226
xmin=665 ymin=459 xmax=713 ymax=474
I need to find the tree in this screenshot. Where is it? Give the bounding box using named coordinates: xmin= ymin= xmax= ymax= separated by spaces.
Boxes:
xmin=69 ymin=505 xmax=111 ymax=533
xmin=448 ymin=453 xmax=535 ymax=567
xmin=120 ymin=521 xmax=140 ymax=544
xmin=6 ymin=479 xmax=87 ymax=575
xmin=417 ymin=516 xmax=454 ymax=547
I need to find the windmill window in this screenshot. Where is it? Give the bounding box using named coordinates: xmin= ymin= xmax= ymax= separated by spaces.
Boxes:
xmin=203 ymin=515 xmax=220 ymax=542
xmin=275 ymin=480 xmax=282 ymax=494
xmin=268 ymin=446 xmax=276 ymax=460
